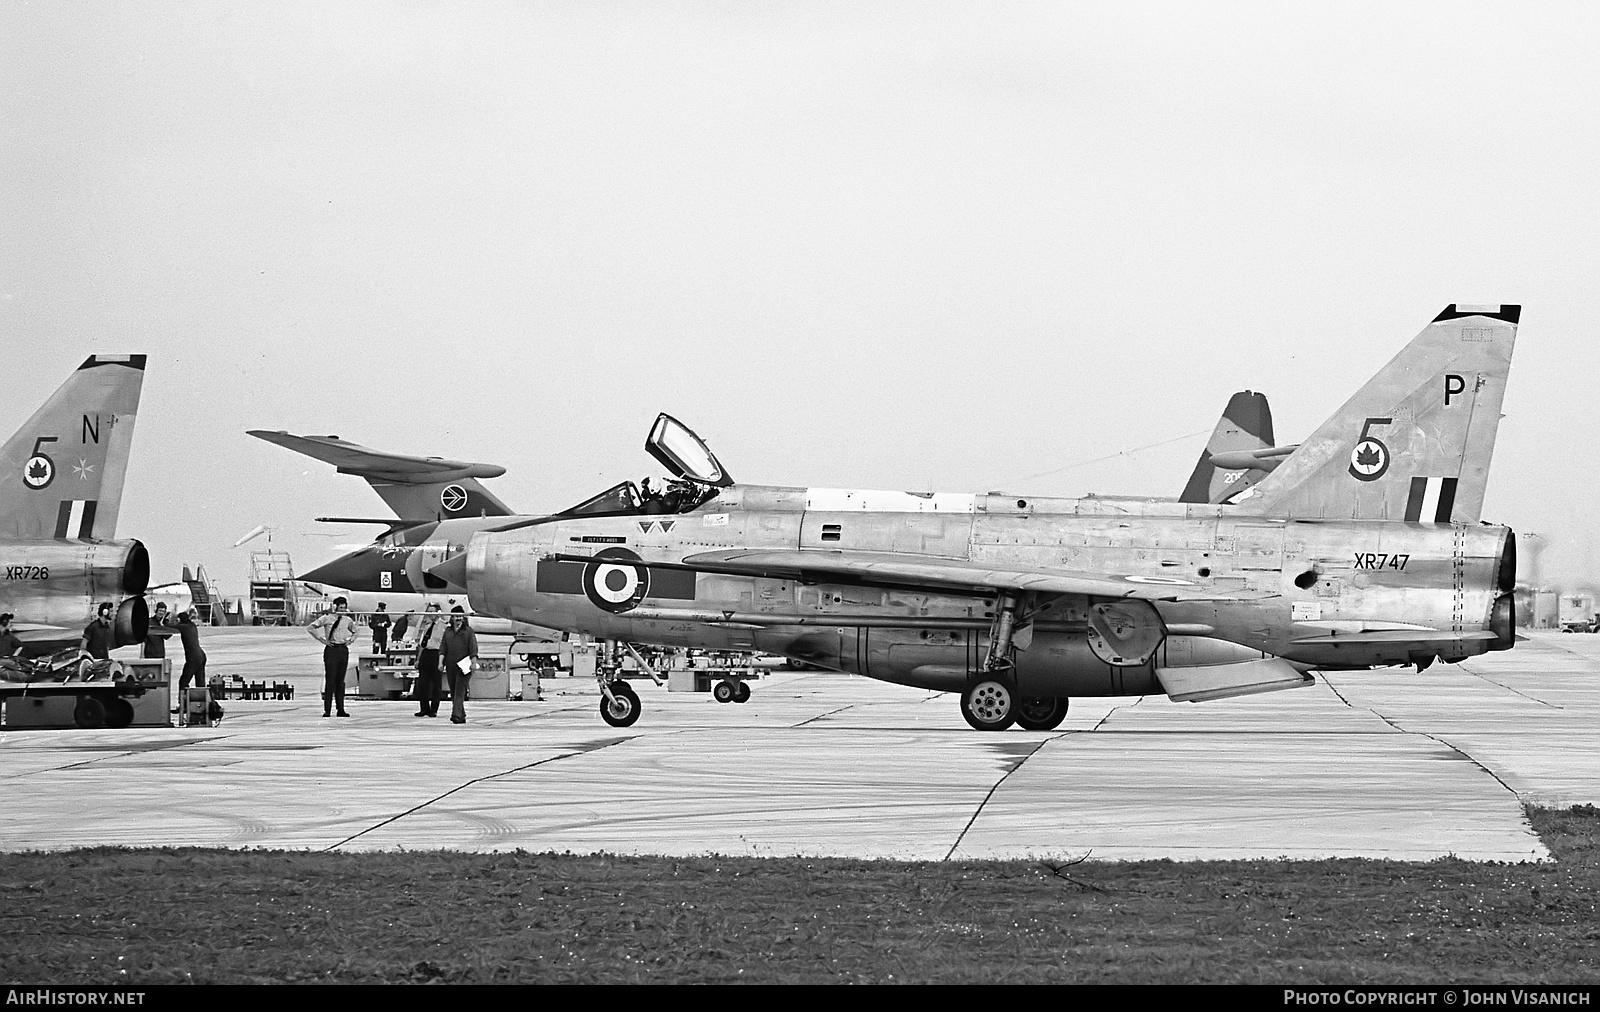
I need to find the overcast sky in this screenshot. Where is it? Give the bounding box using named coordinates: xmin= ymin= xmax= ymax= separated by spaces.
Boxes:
xmin=3 ymin=2 xmax=1596 ymax=597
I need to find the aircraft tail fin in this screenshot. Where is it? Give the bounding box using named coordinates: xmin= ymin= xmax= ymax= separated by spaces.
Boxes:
xmin=247 ymin=430 xmax=516 ymax=520
xmin=0 ymin=356 xmax=146 ymax=540
xmin=1231 ymin=305 xmax=1518 ymax=522
xmin=1179 ymin=391 xmax=1276 ymax=504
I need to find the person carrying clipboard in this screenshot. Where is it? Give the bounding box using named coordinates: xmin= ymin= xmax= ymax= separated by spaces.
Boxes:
xmin=439 ymin=606 xmax=479 ymax=724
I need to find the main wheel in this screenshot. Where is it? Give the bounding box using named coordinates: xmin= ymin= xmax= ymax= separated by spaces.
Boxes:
xmin=600 ymin=682 xmax=641 ymax=727
xmin=104 ymin=697 xmax=136 ymax=729
xmin=1015 ymin=695 xmax=1068 ymax=731
xmin=960 ymin=678 xmax=1016 ymax=731
xmin=733 ymin=681 xmax=751 ymax=703
xmin=712 ymin=680 xmax=737 ymax=703
xmin=73 ymin=695 xmax=107 ymax=729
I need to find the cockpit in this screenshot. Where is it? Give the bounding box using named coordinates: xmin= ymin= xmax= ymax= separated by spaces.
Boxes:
xmin=554 ymin=414 xmax=733 ymax=520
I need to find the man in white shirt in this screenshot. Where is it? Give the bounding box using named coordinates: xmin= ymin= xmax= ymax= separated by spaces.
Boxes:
xmin=308 ymin=596 xmax=357 ymax=717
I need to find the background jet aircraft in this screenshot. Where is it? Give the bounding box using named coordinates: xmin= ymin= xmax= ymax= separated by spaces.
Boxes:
xmin=249 ymin=430 xmax=551 ymax=635
xmin=0 ymin=355 xmax=151 ymax=652
xmin=246 ymin=430 xmax=514 ymax=522
xmin=439 ymin=305 xmax=1519 ymax=731
xmin=1179 ymin=390 xmax=1297 ymax=505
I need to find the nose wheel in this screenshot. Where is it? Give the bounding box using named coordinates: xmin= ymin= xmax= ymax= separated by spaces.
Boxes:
xmin=599 ymin=679 xmax=641 ymax=727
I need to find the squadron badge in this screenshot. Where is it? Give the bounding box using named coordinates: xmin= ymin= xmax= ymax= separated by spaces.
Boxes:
xmin=440 ymin=484 xmax=468 ymax=512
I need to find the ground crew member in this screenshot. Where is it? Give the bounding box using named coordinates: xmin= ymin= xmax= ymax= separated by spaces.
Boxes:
xmin=80 ymin=602 xmax=114 ymax=660
xmin=412 ymin=603 xmax=444 ymax=717
xmin=392 ymin=610 xmax=409 ymax=647
xmin=369 ymin=602 xmax=391 ymax=654
xmin=440 ymin=606 xmax=478 ymax=724
xmin=174 ymin=608 xmax=208 ymax=691
xmin=143 ymin=602 xmax=170 ymax=659
xmin=0 ymin=613 xmax=23 ymax=659
xmin=308 ymin=597 xmax=357 ymax=717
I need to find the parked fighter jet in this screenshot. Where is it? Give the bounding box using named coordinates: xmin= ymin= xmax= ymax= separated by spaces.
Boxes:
xmin=437 ymin=305 xmax=1519 ymax=730
xmin=270 ymin=392 xmax=1280 ymax=600
xmin=0 ymin=356 xmax=150 ymax=652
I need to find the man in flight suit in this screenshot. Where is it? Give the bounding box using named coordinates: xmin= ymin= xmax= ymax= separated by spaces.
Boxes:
xmin=308 ymin=597 xmax=357 ymax=717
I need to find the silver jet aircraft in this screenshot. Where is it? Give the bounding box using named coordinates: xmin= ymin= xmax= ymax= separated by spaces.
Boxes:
xmin=0 ymin=355 xmax=150 ymax=651
xmin=264 ymin=391 xmax=1282 ymax=600
xmin=439 ymin=305 xmax=1519 ymax=730
xmin=437 ymin=305 xmax=1520 ymax=730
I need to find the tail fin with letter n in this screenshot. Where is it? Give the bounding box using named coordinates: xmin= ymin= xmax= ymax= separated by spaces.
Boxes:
xmin=0 ymin=355 xmax=146 ymax=540
xmin=1229 ymin=305 xmax=1517 ymax=522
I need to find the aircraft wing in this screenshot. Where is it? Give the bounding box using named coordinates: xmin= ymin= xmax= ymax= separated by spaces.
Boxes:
xmin=247 ymin=431 xmax=507 ymax=482
xmin=554 ymin=550 xmax=1272 ymax=603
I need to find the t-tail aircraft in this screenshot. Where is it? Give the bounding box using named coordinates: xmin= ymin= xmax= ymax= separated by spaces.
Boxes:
xmin=0 ymin=355 xmax=151 ymax=651
xmin=434 ymin=305 xmax=1520 ymax=730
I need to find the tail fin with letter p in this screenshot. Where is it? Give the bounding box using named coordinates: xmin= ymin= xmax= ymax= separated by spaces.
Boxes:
xmin=0 ymin=355 xmax=146 ymax=540
xmin=1230 ymin=305 xmax=1518 ymax=522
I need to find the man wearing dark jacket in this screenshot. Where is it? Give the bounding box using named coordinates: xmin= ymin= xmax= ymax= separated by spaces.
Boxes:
xmin=440 ymin=606 xmax=478 ymax=724
xmin=369 ymin=602 xmax=391 ymax=654
xmin=174 ymin=609 xmax=208 ymax=691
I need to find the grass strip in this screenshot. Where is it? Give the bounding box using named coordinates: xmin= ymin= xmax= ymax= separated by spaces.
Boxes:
xmin=2 ymin=806 xmax=1597 ymax=984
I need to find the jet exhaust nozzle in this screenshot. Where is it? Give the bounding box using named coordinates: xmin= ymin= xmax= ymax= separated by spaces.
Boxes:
xmin=121 ymin=540 xmax=150 ymax=596
xmin=113 ymin=596 xmax=149 ymax=647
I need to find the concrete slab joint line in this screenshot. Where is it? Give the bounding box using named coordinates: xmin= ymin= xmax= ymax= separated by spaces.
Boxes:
xmin=944 ymin=733 xmax=1065 ymax=862
xmin=326 ymin=736 xmax=637 ymax=852
xmin=1467 ymin=670 xmax=1564 ymax=709
xmin=7 ymin=734 xmax=235 ymax=780
xmin=1330 ymin=679 xmax=1523 ymax=799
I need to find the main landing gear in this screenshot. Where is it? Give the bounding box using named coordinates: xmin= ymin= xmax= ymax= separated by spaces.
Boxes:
xmin=712 ymin=679 xmax=750 ymax=704
xmin=958 ymin=591 xmax=1068 ymax=732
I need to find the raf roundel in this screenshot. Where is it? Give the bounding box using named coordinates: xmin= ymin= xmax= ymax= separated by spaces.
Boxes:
xmin=440 ymin=484 xmax=469 ymax=512
xmin=583 ymin=547 xmax=651 ymax=613
xmin=22 ymin=454 xmax=54 ymax=490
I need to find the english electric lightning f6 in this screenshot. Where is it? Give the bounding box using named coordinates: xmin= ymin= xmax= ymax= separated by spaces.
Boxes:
xmin=437 ymin=305 xmax=1519 ymax=730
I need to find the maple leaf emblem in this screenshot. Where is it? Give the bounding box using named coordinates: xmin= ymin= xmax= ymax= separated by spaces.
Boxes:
xmin=1355 ymin=444 xmax=1382 ymax=468
xmin=27 ymin=460 xmax=48 ymax=481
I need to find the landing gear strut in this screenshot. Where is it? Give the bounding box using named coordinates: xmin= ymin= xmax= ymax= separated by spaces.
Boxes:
xmin=962 ymin=592 xmax=1025 ymax=731
xmin=596 ymin=640 xmax=659 ymax=728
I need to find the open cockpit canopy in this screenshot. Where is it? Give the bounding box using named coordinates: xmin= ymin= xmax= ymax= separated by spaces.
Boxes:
xmin=646 ymin=414 xmax=733 ymax=488
xmin=550 ymin=415 xmax=730 ymax=521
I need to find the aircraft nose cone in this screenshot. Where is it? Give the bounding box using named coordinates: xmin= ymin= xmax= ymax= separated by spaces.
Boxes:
xmin=428 ymin=553 xmax=468 ymax=591
xmin=302 ymin=550 xmax=385 ymax=591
